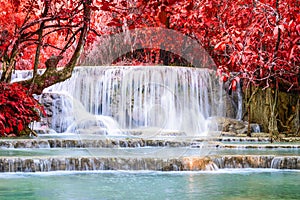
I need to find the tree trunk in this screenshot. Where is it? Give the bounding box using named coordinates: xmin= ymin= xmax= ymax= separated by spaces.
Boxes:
xmin=247 ymin=85 xmax=251 ymax=137
xmin=267 ymin=88 xmax=279 ymax=142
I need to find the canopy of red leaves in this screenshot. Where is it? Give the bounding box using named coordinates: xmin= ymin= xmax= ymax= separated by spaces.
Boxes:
xmin=1 ymin=0 xmax=299 ymax=92
xmin=89 ymin=0 xmax=300 ymax=92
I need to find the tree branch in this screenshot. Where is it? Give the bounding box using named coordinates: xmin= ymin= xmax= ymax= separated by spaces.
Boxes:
xmin=59 ymin=28 xmax=81 ymax=55
xmin=32 ymin=0 xmax=50 ymax=79
xmin=20 ymin=0 xmax=92 ymax=95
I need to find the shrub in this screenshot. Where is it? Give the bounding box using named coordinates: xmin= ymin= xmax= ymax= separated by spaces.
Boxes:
xmin=0 ymin=82 xmax=44 ymax=137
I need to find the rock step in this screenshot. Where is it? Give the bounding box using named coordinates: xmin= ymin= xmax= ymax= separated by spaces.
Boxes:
xmin=219 ymin=144 xmax=300 ymax=149
xmin=0 ymin=138 xmax=192 ymax=148
xmin=0 ymin=155 xmax=299 ymax=172
xmin=1 ymin=137 xmax=300 ymax=149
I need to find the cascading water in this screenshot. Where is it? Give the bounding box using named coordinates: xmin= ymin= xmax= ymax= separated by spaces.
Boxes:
xmin=2 ymin=66 xmax=300 ymax=176
xmin=38 ymin=92 xmax=123 ymax=135
xmin=43 ymin=66 xmax=227 ymax=136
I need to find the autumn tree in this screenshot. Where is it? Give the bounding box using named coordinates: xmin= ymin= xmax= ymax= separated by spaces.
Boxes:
xmin=0 ymin=0 xmax=92 ymax=136
xmin=210 ymin=0 xmax=300 ymax=138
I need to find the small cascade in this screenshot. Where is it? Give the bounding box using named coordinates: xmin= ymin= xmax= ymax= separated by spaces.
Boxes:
xmin=1 ymin=155 xmax=300 ymax=172
xmin=0 ymin=157 xmax=183 ymax=172
xmin=0 ymin=138 xmax=194 ymax=149
xmin=44 ymin=66 xmax=227 ymax=136
xmin=235 ymin=82 xmax=243 ymax=120
xmin=270 ymin=156 xmax=300 ymax=169
xmin=38 ymin=92 xmax=123 ymax=135
xmin=270 ymin=157 xmax=283 ymax=169
xmin=212 ymin=155 xmax=275 ymax=168
xmin=205 ymin=162 xmax=219 ymax=171
xmin=212 ymin=155 xmax=300 ymax=169
xmin=251 ymin=124 xmax=261 ymax=133
xmin=9 ymin=69 xmax=45 ymax=83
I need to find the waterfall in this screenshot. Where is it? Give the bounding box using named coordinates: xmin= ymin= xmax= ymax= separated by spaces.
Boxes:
xmin=43 ymin=66 xmax=226 ymax=136
xmin=1 ymin=155 xmax=300 ymax=172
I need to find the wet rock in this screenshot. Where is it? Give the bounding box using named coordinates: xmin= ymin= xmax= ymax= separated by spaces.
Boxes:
xmin=38 ymin=93 xmax=75 ymax=133
xmin=182 ymin=157 xmax=218 ymax=171
xmin=207 ymin=117 xmax=262 ymax=136
xmin=33 ymin=128 xmax=57 ymax=135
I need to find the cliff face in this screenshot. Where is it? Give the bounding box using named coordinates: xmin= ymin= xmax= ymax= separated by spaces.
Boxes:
xmin=245 ymin=87 xmax=299 ymax=136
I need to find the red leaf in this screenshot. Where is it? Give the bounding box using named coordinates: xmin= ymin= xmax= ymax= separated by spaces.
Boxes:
xmin=107 ymin=19 xmax=122 ymax=27
xmin=214 ymin=41 xmax=226 ymax=51
xmin=158 ymin=10 xmax=168 ymax=25
xmin=120 ymin=1 xmax=127 ymax=7
xmin=4 ymin=127 xmax=11 ymax=134
xmin=222 ymin=75 xmax=228 ymax=82
xmin=0 ymin=114 xmax=5 ymax=122
xmin=101 ymin=4 xmax=111 ymax=11
xmin=296 ymin=24 xmax=300 ymax=35
xmin=167 ymin=0 xmax=176 ymax=5
xmin=231 ymin=80 xmax=237 ymax=91
xmin=17 ymin=123 xmax=23 ymax=132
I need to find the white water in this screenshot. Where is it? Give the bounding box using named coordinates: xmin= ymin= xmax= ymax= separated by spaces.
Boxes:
xmin=43 ymin=66 xmax=225 ymax=136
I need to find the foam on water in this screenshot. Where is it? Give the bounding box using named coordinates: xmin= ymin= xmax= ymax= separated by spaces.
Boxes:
xmin=0 ymin=168 xmax=299 ymax=179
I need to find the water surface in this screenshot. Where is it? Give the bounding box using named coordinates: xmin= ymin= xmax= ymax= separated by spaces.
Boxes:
xmin=0 ymin=169 xmax=299 ymax=200
xmin=1 ymin=147 xmax=299 ymax=157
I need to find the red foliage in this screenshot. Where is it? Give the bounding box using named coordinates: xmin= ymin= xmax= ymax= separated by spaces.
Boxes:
xmin=0 ymin=0 xmax=92 ymax=136
xmin=0 ymin=82 xmax=44 ymax=136
xmin=208 ymin=0 xmax=300 ymax=92
xmin=1 ymin=1 xmax=298 ymax=92
xmin=0 ymin=0 xmax=89 ymax=70
xmin=90 ymin=0 xmax=299 ymax=92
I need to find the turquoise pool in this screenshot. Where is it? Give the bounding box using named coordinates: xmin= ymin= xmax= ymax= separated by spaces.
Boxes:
xmin=0 ymin=169 xmax=299 ymax=200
